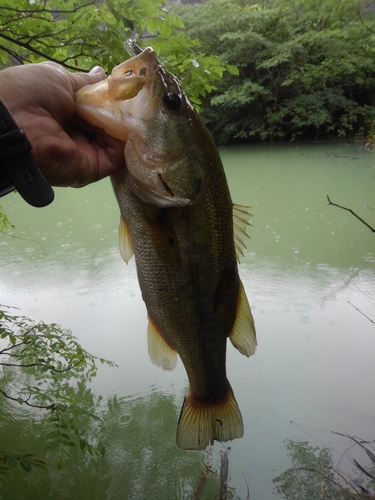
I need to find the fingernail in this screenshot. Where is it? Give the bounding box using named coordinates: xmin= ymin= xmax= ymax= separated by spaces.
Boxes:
xmin=89 ymin=66 xmax=105 ymax=78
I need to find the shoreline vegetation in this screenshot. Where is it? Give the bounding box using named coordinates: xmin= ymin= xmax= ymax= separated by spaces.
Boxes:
xmin=171 ymin=0 xmax=375 ymax=146
xmin=0 ymin=0 xmax=374 ymax=146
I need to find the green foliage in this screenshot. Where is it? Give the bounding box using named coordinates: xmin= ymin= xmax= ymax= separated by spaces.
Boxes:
xmin=0 ymin=451 xmax=46 ymax=480
xmin=0 ymin=204 xmax=13 ymax=231
xmin=0 ymin=0 xmax=229 ymax=107
xmin=172 ymin=0 xmax=375 ymax=143
xmin=0 ymin=305 xmax=116 ymax=477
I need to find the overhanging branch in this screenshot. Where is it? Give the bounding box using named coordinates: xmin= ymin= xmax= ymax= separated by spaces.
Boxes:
xmin=0 ymin=0 xmax=97 ymax=15
xmin=327 ymin=195 xmax=375 ymax=233
xmin=0 ymin=32 xmax=88 ymax=72
xmin=0 ymin=388 xmax=56 ymax=409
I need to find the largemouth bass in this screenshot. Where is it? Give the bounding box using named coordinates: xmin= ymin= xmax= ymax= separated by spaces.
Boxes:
xmin=75 ymin=45 xmax=257 ymax=450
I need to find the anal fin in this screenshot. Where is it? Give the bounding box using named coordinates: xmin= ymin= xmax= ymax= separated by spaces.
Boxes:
xmin=147 ymin=318 xmax=177 ymax=371
xmin=229 ymin=279 xmax=257 ymax=357
xmin=176 ymin=383 xmax=243 ymax=450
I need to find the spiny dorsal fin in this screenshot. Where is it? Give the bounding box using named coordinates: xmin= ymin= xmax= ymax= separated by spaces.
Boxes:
xmin=119 ymin=216 xmax=134 ymax=264
xmin=229 ymin=280 xmax=257 ymax=357
xmin=147 ymin=318 xmax=177 ymax=371
xmin=233 ymin=204 xmax=253 ymax=262
xmin=176 ymin=383 xmax=243 ymax=450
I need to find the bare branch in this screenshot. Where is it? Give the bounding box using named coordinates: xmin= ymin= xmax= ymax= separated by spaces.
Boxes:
xmin=353 ymin=458 xmax=375 ymax=481
xmin=327 ymin=195 xmax=375 ymax=233
xmin=327 ymin=151 xmax=362 ymax=160
xmin=347 ymin=301 xmax=375 ymax=325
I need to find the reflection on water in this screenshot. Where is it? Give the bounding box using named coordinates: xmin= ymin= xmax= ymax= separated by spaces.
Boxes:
xmin=1 ymin=142 xmax=375 ymax=498
xmin=0 ymin=390 xmax=235 ymax=499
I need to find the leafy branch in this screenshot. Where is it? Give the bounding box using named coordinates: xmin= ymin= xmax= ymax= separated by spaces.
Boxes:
xmin=0 ymin=451 xmax=46 ymax=480
xmin=0 ymin=28 xmax=90 ymax=72
xmin=0 ymin=305 xmax=116 ymax=475
xmin=0 ymin=0 xmax=229 ymax=107
xmin=0 ymin=0 xmax=96 ymax=15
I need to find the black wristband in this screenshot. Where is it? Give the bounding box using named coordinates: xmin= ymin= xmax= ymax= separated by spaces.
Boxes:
xmin=0 ymin=100 xmax=54 ymax=207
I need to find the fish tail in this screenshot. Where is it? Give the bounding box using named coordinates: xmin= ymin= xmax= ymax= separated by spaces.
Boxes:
xmin=176 ymin=383 xmax=243 ymax=450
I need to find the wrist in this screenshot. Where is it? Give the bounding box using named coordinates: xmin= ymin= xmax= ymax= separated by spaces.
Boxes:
xmin=0 ymin=100 xmax=54 ymax=207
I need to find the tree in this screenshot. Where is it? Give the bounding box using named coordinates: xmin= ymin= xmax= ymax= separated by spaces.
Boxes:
xmin=0 ymin=0 xmax=233 ymax=107
xmin=172 ymin=0 xmax=375 ymax=143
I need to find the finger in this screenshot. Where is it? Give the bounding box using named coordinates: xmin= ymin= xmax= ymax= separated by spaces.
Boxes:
xmin=69 ymin=130 xmax=125 ymax=185
xmin=69 ymin=66 xmax=106 ymax=93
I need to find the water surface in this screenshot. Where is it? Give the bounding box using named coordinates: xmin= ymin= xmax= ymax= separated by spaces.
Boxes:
xmin=1 ymin=142 xmax=374 ymax=499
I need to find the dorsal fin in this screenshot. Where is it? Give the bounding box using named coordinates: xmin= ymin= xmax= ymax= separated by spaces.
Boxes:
xmin=233 ymin=204 xmax=253 ymax=262
xmin=147 ymin=318 xmax=177 ymax=371
xmin=119 ymin=216 xmax=134 ymax=264
xmin=229 ymin=279 xmax=257 ymax=357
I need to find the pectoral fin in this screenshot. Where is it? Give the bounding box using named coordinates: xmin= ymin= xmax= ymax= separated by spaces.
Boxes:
xmin=229 ymin=280 xmax=257 ymax=357
xmin=119 ymin=216 xmax=134 ymax=264
xmin=233 ymin=204 xmax=253 ymax=262
xmin=147 ymin=318 xmax=177 ymax=371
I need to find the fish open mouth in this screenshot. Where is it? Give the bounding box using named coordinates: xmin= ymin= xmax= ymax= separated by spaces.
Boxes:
xmin=75 ymin=46 xmax=204 ymax=208
xmin=107 ymin=48 xmax=159 ymax=101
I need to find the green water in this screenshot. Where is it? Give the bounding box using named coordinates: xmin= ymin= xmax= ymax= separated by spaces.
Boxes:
xmin=0 ymin=142 xmax=374 ymax=499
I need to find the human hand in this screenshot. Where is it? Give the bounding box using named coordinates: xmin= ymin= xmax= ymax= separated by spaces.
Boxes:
xmin=0 ymin=62 xmax=126 ymax=187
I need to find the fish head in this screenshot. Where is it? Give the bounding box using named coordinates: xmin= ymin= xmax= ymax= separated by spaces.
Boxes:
xmin=75 ymin=47 xmax=205 ymax=207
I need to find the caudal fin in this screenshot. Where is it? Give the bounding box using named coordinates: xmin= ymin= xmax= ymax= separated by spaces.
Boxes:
xmin=176 ymin=384 xmax=243 ymax=450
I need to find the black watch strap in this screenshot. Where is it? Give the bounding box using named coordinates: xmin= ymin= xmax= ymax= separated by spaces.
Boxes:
xmin=0 ymin=100 xmax=54 ymax=207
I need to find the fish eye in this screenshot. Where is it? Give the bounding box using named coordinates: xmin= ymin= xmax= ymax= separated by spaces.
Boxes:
xmin=163 ymin=92 xmax=182 ymax=112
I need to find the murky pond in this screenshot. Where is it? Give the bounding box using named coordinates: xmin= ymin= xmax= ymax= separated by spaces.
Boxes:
xmin=1 ymin=142 xmax=374 ymax=499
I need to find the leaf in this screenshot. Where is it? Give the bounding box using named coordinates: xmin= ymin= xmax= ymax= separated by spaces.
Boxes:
xmin=19 ymin=458 xmax=31 ymax=473
xmin=61 ymin=441 xmax=77 ymax=448
xmin=226 ymin=64 xmax=239 ymax=76
xmin=45 ymin=431 xmax=60 ymax=440
xmin=97 ymin=441 xmax=106 ymax=457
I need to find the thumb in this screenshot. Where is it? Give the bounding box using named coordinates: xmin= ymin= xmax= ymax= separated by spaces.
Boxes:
xmin=70 ymin=66 xmax=106 ymax=92
xmin=88 ymin=66 xmax=106 ymax=82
